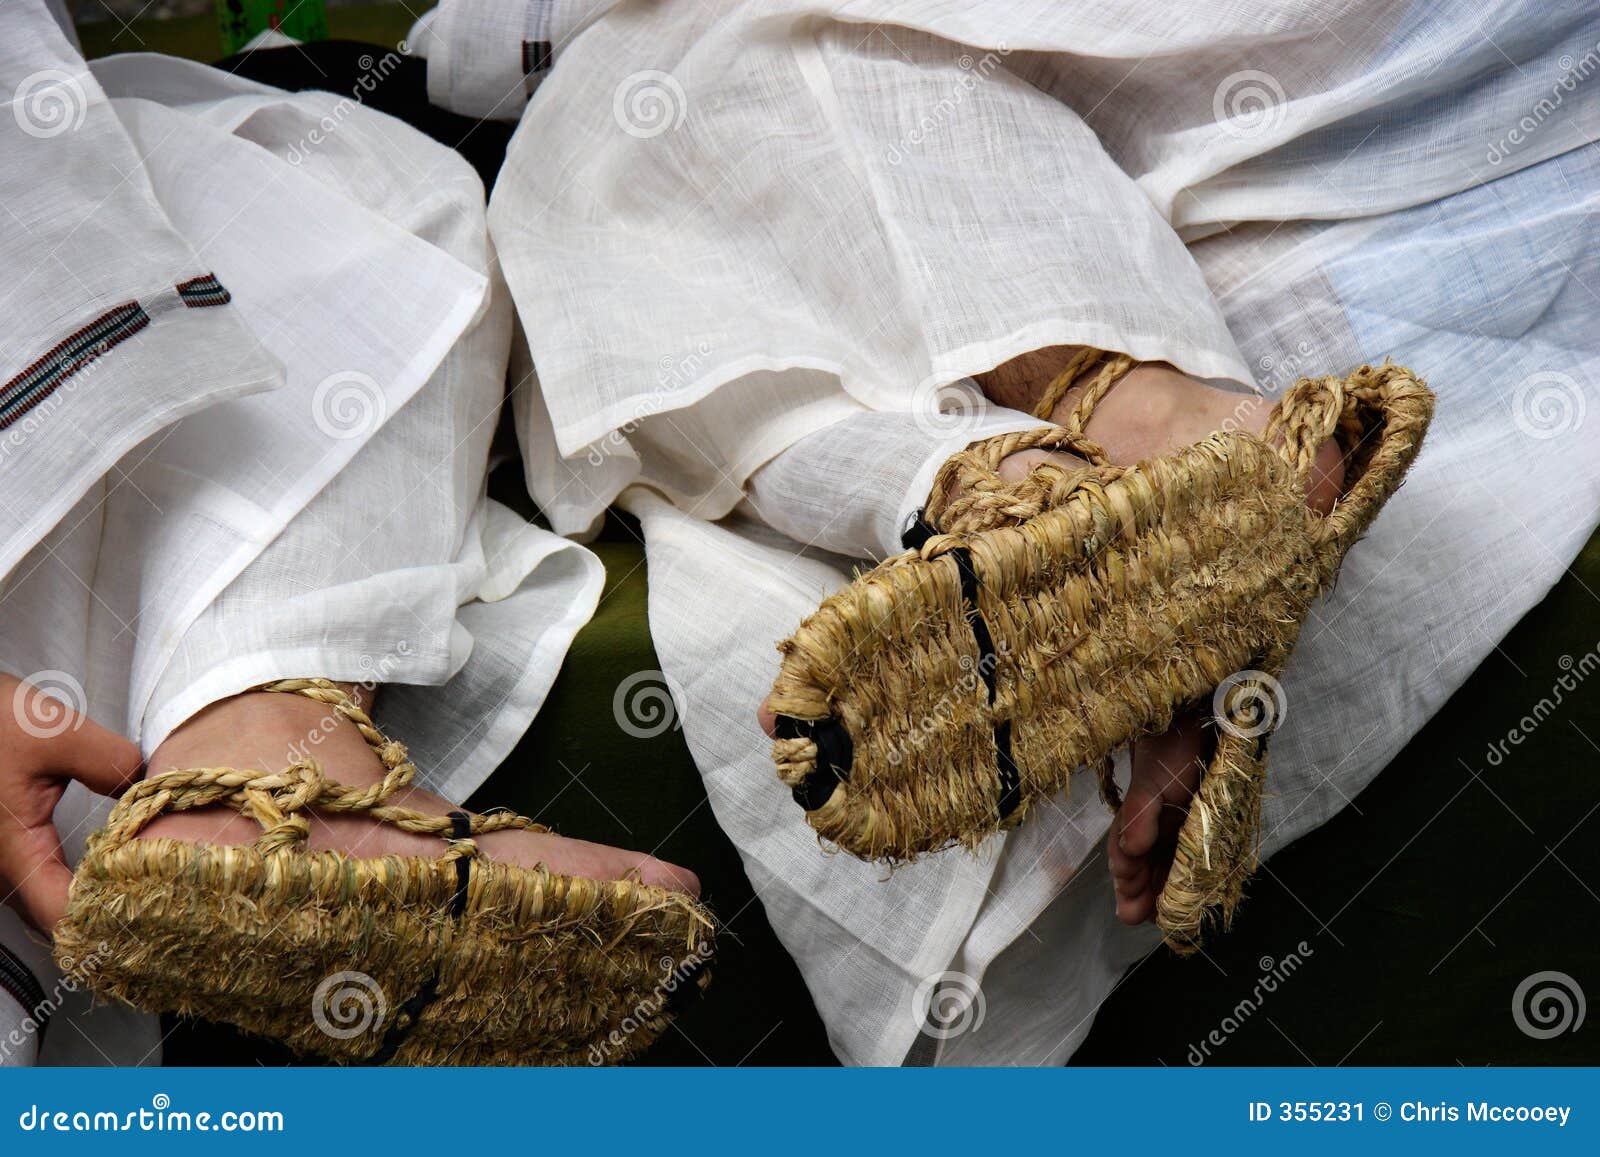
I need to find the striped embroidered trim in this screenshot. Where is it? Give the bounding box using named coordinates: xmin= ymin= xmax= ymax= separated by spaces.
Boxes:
xmin=0 ymin=273 xmax=233 ymax=432
xmin=521 ymin=40 xmax=553 ymax=77
xmin=0 ymin=302 xmax=147 ymax=431
xmin=175 ymin=272 xmax=231 ymax=308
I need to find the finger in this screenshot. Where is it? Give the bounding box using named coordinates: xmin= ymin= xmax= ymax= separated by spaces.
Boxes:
xmin=1114 ymin=775 xmax=1164 ymax=858
xmin=1106 ymin=817 xmax=1143 ymax=881
xmin=38 ymin=713 xmax=143 ymax=797
xmin=1116 ymin=886 xmax=1156 ymax=926
xmin=0 ymin=827 xmax=74 ymax=932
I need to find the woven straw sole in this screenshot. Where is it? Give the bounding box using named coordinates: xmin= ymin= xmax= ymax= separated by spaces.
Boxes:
xmin=53 ymin=678 xmax=714 ymax=1065
xmin=57 ymin=836 xmax=713 ymax=1065
xmin=770 ymin=364 xmax=1433 ymax=951
xmin=772 ymin=433 xmax=1312 ymax=851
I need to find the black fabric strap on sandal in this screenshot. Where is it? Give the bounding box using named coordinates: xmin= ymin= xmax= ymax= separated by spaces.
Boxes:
xmin=789 ymin=523 xmax=1020 ymax=821
xmin=366 ymin=810 xmax=475 ymax=1064
xmin=901 ymin=510 xmax=938 ymax=551
xmin=947 ymin=548 xmax=1022 ymax=821
xmin=775 ymin=715 xmax=853 ymax=810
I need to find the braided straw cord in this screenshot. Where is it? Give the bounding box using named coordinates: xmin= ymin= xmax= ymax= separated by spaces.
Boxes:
xmin=770 ymin=361 xmax=1434 ymax=949
xmin=58 ymin=677 xmax=715 ymax=1065
xmin=922 ymin=351 xmax=1139 ymax=537
xmin=88 ymin=678 xmax=541 ymax=861
xmin=1028 ymin=346 xmax=1108 ymax=422
xmin=1156 ymin=648 xmax=1290 ymax=953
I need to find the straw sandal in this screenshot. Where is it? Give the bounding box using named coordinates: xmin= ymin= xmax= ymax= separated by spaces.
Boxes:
xmin=768 ymin=355 xmax=1433 ymax=952
xmin=54 ymin=678 xmax=714 ymax=1065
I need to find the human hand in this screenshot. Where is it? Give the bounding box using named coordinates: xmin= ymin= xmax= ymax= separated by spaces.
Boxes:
xmin=0 ymin=673 xmax=141 ymax=932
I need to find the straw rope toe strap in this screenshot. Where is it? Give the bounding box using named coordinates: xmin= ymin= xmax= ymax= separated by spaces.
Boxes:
xmin=769 ymin=357 xmax=1433 ymax=952
xmin=56 ymin=678 xmax=715 ymax=1066
xmin=95 ymin=678 xmax=538 ymax=850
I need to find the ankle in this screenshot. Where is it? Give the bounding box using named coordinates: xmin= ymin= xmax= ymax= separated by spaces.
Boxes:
xmin=149 ymin=685 xmax=384 ymax=784
xmin=975 ymin=344 xmax=1091 ymax=415
xmin=1071 ymin=363 xmax=1192 ymax=448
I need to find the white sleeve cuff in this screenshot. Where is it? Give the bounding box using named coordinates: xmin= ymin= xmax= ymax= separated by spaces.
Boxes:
xmin=424 ymin=0 xmax=620 ymax=121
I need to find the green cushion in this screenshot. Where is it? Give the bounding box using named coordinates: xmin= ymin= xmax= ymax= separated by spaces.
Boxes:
xmin=77 ymin=4 xmax=415 ymax=62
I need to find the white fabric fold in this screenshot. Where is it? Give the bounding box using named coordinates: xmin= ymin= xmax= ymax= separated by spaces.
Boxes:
xmin=0 ymin=6 xmax=282 ymax=580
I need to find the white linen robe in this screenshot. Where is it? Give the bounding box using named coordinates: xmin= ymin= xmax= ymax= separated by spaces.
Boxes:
xmin=422 ymin=0 xmax=1600 ymax=1063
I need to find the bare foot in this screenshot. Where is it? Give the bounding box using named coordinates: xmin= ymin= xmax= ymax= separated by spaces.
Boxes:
xmin=981 ymin=345 xmax=1343 ymax=924
xmin=138 ymin=686 xmax=699 ymax=896
xmin=757 ymin=347 xmax=1342 ymax=926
